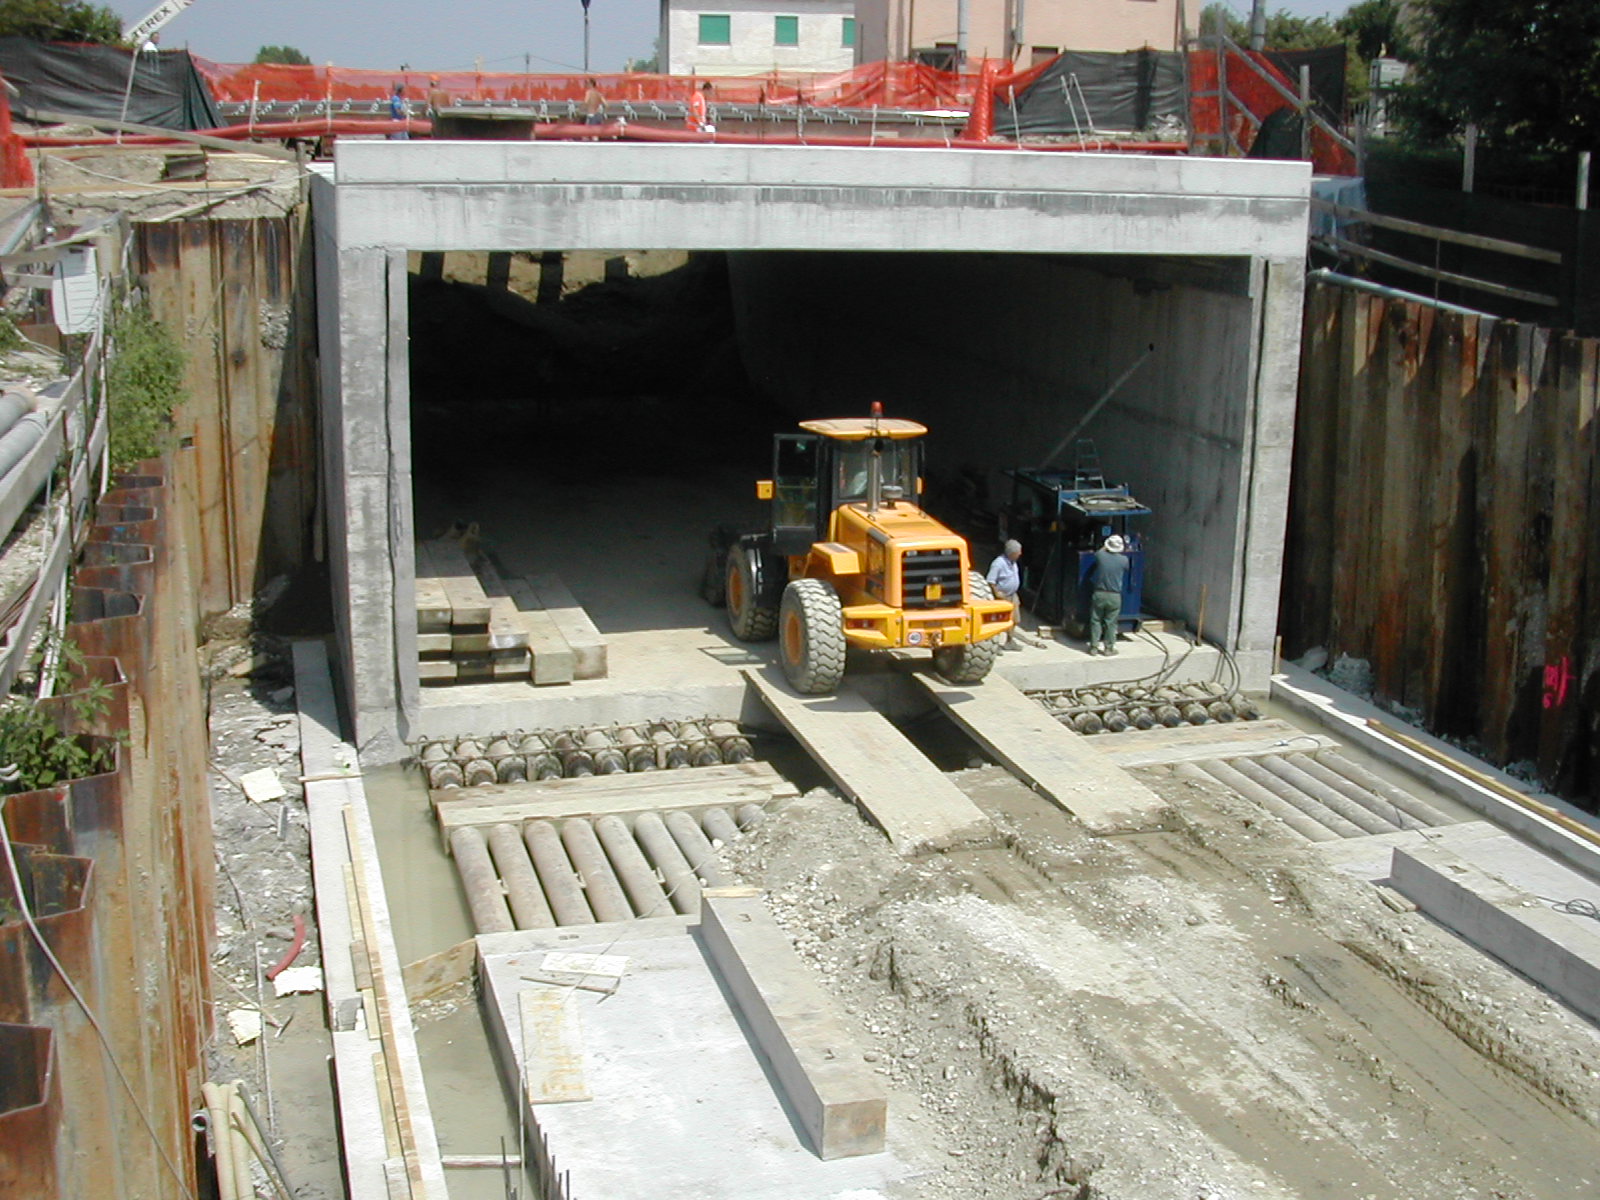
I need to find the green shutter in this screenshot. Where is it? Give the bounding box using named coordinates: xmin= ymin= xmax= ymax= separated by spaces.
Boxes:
xmin=842 ymin=16 xmax=856 ymax=46
xmin=699 ymin=14 xmax=731 ymax=44
xmin=774 ymin=15 xmax=799 ymax=45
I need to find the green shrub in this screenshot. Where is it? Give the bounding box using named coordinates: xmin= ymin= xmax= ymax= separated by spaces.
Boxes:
xmin=0 ymin=315 xmax=22 ymax=355
xmin=0 ymin=644 xmax=117 ymax=794
xmin=106 ymin=303 xmax=185 ymax=470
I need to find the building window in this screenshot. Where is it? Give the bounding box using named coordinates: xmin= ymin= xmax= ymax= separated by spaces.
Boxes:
xmin=699 ymin=14 xmax=731 ymax=44
xmin=774 ymin=15 xmax=799 ymax=46
xmin=842 ymin=16 xmax=856 ymax=46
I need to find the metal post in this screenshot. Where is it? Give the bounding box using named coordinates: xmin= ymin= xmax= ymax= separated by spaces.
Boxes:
xmin=956 ymin=0 xmax=969 ymax=70
xmin=1249 ymin=0 xmax=1266 ymax=50
xmin=1578 ymin=150 xmax=1591 ymax=211
xmin=1463 ymin=123 xmax=1477 ymax=193
xmin=581 ymin=0 xmax=592 ymax=73
xmin=1299 ymin=64 xmax=1311 ymax=161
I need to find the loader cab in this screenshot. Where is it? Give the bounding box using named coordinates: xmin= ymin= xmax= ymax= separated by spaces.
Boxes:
xmin=766 ymin=419 xmax=925 ymax=555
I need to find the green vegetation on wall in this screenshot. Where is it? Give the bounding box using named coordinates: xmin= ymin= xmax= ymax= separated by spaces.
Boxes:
xmin=105 ymin=302 xmax=184 ymax=470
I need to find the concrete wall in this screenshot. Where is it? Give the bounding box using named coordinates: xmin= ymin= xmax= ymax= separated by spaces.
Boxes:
xmin=664 ymin=0 xmax=856 ymax=76
xmin=724 ymin=250 xmax=1299 ymax=664
xmin=857 ymin=0 xmax=1183 ymax=65
xmin=313 ymin=143 xmax=1307 ymax=759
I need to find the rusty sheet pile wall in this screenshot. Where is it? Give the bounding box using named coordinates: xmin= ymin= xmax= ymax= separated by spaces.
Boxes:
xmin=1282 ymin=277 xmax=1600 ymax=808
xmin=138 ymin=213 xmax=319 ymax=619
xmin=0 ymin=460 xmax=213 ymax=1196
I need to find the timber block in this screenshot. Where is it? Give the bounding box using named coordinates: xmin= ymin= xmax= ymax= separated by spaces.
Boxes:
xmin=698 ymin=889 xmax=886 ymax=1160
xmin=489 ymin=565 xmax=576 ymax=686
xmin=527 ymin=571 xmax=607 ymax=680
xmin=420 ymin=536 xmax=492 ymax=627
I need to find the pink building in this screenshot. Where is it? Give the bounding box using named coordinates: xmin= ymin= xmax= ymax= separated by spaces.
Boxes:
xmin=855 ymin=0 xmax=1187 ymax=67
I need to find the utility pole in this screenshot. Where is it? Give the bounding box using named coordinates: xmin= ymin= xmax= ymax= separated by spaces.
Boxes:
xmin=1249 ymin=0 xmax=1266 ymax=50
xmin=581 ymin=0 xmax=592 ymax=73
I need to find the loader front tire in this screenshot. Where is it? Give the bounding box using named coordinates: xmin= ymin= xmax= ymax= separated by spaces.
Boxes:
xmin=726 ymin=544 xmax=777 ymax=641
xmin=933 ymin=571 xmax=1001 ymax=685
xmin=779 ymin=578 xmax=846 ymax=694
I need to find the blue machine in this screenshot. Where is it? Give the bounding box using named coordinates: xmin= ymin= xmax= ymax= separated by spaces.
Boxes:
xmin=1003 ymin=462 xmax=1152 ymax=633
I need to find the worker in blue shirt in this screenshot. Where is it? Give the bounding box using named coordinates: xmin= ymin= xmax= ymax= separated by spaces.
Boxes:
xmin=389 ymin=83 xmax=410 ymax=139
xmin=1088 ymin=534 xmax=1129 ymax=655
xmin=987 ymin=539 xmax=1023 ymax=650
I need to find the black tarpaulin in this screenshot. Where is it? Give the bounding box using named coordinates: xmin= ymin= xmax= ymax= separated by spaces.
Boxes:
xmin=0 ymin=38 xmax=221 ymax=130
xmin=1262 ymin=45 xmax=1347 ymax=121
xmin=993 ymin=49 xmax=1187 ymax=137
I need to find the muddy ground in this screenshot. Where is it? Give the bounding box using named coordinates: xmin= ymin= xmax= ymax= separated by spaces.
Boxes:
xmin=723 ymin=766 xmax=1600 ymax=1200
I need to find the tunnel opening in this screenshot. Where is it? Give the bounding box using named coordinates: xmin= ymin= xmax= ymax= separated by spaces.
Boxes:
xmin=406 ymin=247 xmax=1257 ymax=659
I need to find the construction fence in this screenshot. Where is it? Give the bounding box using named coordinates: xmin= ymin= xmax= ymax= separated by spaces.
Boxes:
xmin=1280 ymin=275 xmax=1600 ymax=809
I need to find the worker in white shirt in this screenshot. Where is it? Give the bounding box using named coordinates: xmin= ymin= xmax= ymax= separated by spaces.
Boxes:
xmin=986 ymin=539 xmax=1023 ymax=650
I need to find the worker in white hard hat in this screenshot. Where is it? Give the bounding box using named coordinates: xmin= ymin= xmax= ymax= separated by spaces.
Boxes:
xmin=987 ymin=539 xmax=1024 ymax=650
xmin=1087 ymin=534 xmax=1129 ymax=656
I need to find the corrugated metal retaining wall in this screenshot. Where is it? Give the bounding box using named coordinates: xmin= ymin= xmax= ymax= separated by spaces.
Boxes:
xmin=1281 ymin=277 xmax=1600 ymax=808
xmin=0 ymin=459 xmax=213 ymax=1196
xmin=137 ymin=213 xmax=319 ymax=619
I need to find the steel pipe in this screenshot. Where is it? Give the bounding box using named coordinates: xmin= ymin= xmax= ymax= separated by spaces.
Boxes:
xmin=633 ymin=811 xmax=701 ymax=914
xmin=701 ymin=805 xmax=741 ymax=846
xmin=560 ymin=818 xmax=634 ymax=922
xmin=1186 ymin=760 xmax=1339 ymax=843
xmin=448 ymin=826 xmax=515 ymax=934
xmin=1259 ymin=754 xmax=1396 ymax=834
xmin=487 ymin=822 xmax=554 ymax=929
xmin=594 ymin=814 xmax=673 ymax=917
xmin=522 ymin=820 xmax=595 ymax=925
xmin=1231 ymin=757 xmax=1367 ymax=838
xmin=736 ymin=803 xmax=766 ymax=829
xmin=664 ymin=809 xmax=730 ymax=886
xmin=462 ymin=757 xmax=497 ymax=787
xmin=1297 ymin=752 xmax=1453 ymax=828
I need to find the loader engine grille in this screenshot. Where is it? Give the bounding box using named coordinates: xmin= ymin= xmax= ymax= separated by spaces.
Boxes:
xmin=901 ymin=548 xmax=963 ymax=608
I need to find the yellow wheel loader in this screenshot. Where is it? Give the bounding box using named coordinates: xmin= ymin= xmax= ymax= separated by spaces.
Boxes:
xmin=711 ymin=406 xmax=1014 ymax=694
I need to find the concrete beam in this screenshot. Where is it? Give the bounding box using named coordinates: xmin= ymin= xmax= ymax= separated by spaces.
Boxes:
xmin=698 ymin=888 xmax=887 ymax=1159
xmin=1390 ymin=843 xmax=1600 ymax=1026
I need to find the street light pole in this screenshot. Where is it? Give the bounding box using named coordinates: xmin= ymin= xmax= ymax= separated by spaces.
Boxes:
xmin=581 ymin=0 xmax=592 ymax=73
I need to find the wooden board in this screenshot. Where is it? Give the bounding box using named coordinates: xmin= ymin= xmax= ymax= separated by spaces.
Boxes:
xmin=528 ymin=570 xmax=606 ymax=680
xmin=519 ymin=987 xmax=591 ymax=1104
xmin=1088 ymin=718 xmax=1339 ymax=769
xmin=434 ymin=762 xmax=798 ymax=845
xmin=403 ymin=939 xmax=476 ymax=1004
xmin=503 ymin=576 xmax=575 ymax=686
xmin=422 ymin=535 xmax=491 ymax=628
xmin=419 ymin=660 xmax=457 ymax=685
xmin=417 ymin=632 xmax=452 ymax=655
xmin=746 ymin=669 xmax=993 ymax=856
xmin=915 ymin=672 xmax=1167 ymax=835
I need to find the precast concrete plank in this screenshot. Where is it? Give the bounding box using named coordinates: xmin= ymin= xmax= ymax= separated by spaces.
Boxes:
xmin=1391 ymin=842 xmax=1600 ymax=1026
xmin=914 ymin=671 xmax=1168 ymax=835
xmin=433 ymin=761 xmax=799 ymax=845
xmin=477 ymin=923 xmax=914 ymax=1199
xmin=700 ymin=889 xmax=887 ymax=1159
xmin=745 ymin=668 xmax=994 ymax=856
xmin=528 ymin=570 xmax=608 ymax=679
xmin=1090 ymin=718 xmax=1338 ymax=769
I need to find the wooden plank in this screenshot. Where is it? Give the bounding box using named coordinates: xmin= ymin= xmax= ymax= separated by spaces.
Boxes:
xmin=1311 ymin=199 xmax=1564 ymax=263
xmin=414 ymin=549 xmax=452 ymax=630
xmin=433 ymin=761 xmax=798 ymax=842
xmin=503 ymin=577 xmax=575 ymax=686
xmin=747 ymin=668 xmax=994 ymax=855
xmin=403 ymin=940 xmax=476 ymax=1004
xmin=419 ymin=660 xmax=457 ymax=685
xmin=1088 ymin=718 xmax=1338 ymax=768
xmin=456 ymin=652 xmax=530 ymax=681
xmin=915 ymin=672 xmax=1167 ymax=835
xmin=417 ymin=631 xmax=451 ymax=655
xmin=519 ymin=987 xmax=591 ymax=1104
xmin=424 ymin=535 xmax=492 ymax=627
xmin=528 ymin=570 xmax=606 ymax=679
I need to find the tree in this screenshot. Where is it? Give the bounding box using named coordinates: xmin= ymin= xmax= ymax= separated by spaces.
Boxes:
xmin=1399 ymin=0 xmax=1600 ymax=154
xmin=1197 ymin=4 xmax=1342 ymax=50
xmin=0 ymin=0 xmax=121 ymax=44
xmin=254 ymin=45 xmax=312 ymax=66
xmin=1335 ymin=0 xmax=1413 ymax=63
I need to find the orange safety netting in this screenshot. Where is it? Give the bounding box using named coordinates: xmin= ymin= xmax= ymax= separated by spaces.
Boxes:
xmin=1188 ymin=45 xmax=1356 ymax=176
xmin=192 ymin=57 xmax=978 ymax=110
xmin=0 ymin=70 xmax=34 ymax=189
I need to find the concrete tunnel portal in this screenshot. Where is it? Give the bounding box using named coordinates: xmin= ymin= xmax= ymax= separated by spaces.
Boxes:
xmin=314 ymin=142 xmax=1310 ymax=758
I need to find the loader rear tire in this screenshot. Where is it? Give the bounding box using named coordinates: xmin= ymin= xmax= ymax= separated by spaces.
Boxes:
xmin=779 ymin=578 xmax=846 ymax=694
xmin=726 ymin=544 xmax=777 ymax=640
xmin=933 ymin=571 xmax=1001 ymax=685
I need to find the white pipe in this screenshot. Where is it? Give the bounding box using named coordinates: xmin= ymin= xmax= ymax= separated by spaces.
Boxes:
xmin=200 ymin=1082 xmax=241 ymax=1200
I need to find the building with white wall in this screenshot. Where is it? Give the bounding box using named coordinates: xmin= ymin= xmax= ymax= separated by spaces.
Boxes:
xmin=856 ymin=0 xmax=1184 ymax=68
xmin=662 ymin=0 xmax=858 ymax=76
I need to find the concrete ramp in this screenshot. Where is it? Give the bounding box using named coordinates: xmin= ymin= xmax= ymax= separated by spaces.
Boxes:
xmin=914 ymin=671 xmax=1168 ymax=835
xmin=745 ymin=668 xmax=994 ymax=856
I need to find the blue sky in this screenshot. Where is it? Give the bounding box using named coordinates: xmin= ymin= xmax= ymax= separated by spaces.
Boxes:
xmin=103 ymin=0 xmax=1349 ymax=76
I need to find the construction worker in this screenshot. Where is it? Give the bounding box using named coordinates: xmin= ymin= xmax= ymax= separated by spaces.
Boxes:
xmin=687 ymin=81 xmax=714 ymax=133
xmin=581 ymin=78 xmax=606 ymax=125
xmin=388 ymin=83 xmax=409 ymax=139
xmin=426 ymin=75 xmax=449 ymax=124
xmin=1087 ymin=534 xmax=1129 ymax=656
xmin=987 ymin=540 xmax=1023 ymax=650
